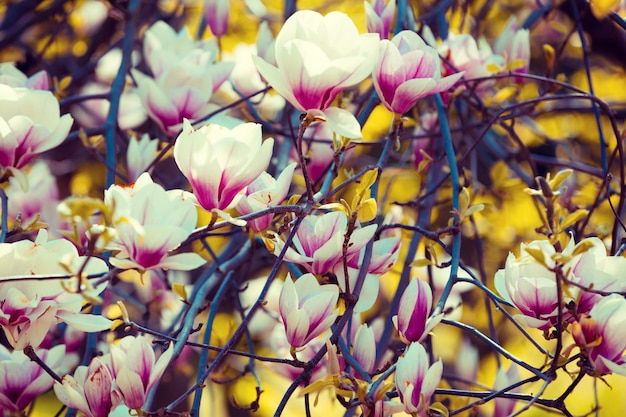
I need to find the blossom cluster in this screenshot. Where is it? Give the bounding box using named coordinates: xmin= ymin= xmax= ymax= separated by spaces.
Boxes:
xmin=1 ymin=0 xmax=625 ymax=416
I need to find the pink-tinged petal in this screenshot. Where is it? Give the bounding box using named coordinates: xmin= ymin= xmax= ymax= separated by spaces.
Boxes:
xmin=364 ymin=1 xmax=384 ymax=38
xmin=346 ymin=224 xmax=377 ymax=257
xmin=311 ymin=232 xmax=344 ymax=274
xmin=207 ymin=61 xmax=234 ymax=93
xmin=148 ymin=343 xmax=173 ymax=391
xmin=340 ymin=33 xmax=380 ymax=87
xmin=279 ymin=275 xmax=299 ymax=322
xmin=392 ymin=30 xmax=428 ymax=54
xmin=512 ymin=30 xmax=530 ymax=73
xmin=421 ymin=358 xmax=443 ymax=402
xmin=493 ymin=267 xmax=513 ymax=304
xmin=109 ymin=258 xmax=143 ymax=270
xmin=284 ymin=40 xmax=353 ymax=111
xmin=334 ymin=266 xmax=379 ymax=313
xmin=27 ymin=70 xmax=49 ymax=90
xmin=273 ymin=238 xmax=315 ymax=266
xmin=514 ymin=314 xmax=550 ymax=329
xmin=389 ymin=78 xmax=437 ymax=114
xmin=223 ymin=135 xmax=273 ymax=196
xmin=353 ymin=324 xmax=376 ymax=373
xmin=493 ymin=365 xmax=520 ymax=417
xmin=397 ymin=279 xmax=433 ymax=342
xmin=515 ymin=278 xmax=558 ymax=317
xmin=380 ymin=0 xmax=396 ymax=35
xmin=306 ymin=312 xmax=337 ymax=344
xmin=300 ymin=289 xmax=338 ymax=327
xmin=423 ymin=313 xmax=444 ymax=337
xmin=0 ymin=393 xmax=18 ymax=412
xmin=597 ymin=355 xmax=626 ymax=376
xmin=354 ymin=274 xmax=380 ymax=313
xmin=204 ymin=0 xmax=229 ymax=37
xmin=4 ymin=287 xmax=39 ymax=310
xmin=123 ymin=225 xmax=188 ymax=269
xmin=54 ymin=376 xmax=91 ymax=416
xmin=301 ymin=211 xmax=346 ymax=256
xmin=115 ymin=368 xmax=146 ymax=409
xmin=173 ymin=119 xmax=197 ymax=177
xmin=236 ymin=162 xmax=294 ymax=230
xmin=367 ymin=236 xmax=401 ymax=273
xmin=168 ymin=88 xmax=208 ymax=121
xmin=284 ymin=310 xmax=310 ymax=347
xmin=57 ymin=310 xmax=113 ymax=332
xmin=252 ymin=55 xmax=302 ymax=112
xmin=432 ymin=71 xmax=465 ymax=94
xmin=405 ymin=48 xmax=438 ymax=79
xmin=157 ymin=253 xmax=206 ymax=271
xmin=125 ymin=336 xmax=156 ymax=387
xmin=274 ymin=10 xmax=323 ymax=67
xmin=280 ymin=274 xmax=338 ymax=348
xmin=373 ymin=40 xmax=407 ymax=105
xmin=3 ymin=303 xmax=57 ymax=350
xmin=318 ymin=107 xmax=363 ymax=139
xmin=271 ymin=162 xmax=297 ymax=201
xmin=83 ymin=359 xmax=114 ymax=417
xmin=133 ymin=70 xmax=180 ymax=131
xmin=0 ymin=364 xmax=32 ymax=406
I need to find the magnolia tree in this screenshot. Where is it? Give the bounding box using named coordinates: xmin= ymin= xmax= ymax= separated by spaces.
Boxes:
xmin=1 ymin=0 xmax=626 ymax=416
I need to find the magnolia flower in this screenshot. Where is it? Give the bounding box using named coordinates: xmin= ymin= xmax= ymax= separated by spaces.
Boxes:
xmin=5 ymin=161 xmax=59 ymax=227
xmin=126 ymin=134 xmax=159 ymax=182
xmin=106 ymin=336 xmax=173 ymax=410
xmin=204 ymin=0 xmax=229 ymax=36
xmin=394 ymin=342 xmax=442 ymax=416
xmin=253 ymin=10 xmax=379 ymax=138
xmin=0 ymin=84 xmax=73 ymax=170
xmin=0 ymin=229 xmax=111 ymax=349
xmin=54 ymin=358 xmax=120 ymax=417
xmin=135 ymin=21 xmax=233 ymax=134
xmin=132 ymin=67 xmax=217 ymax=135
xmin=494 ymin=17 xmax=531 ymax=78
xmin=174 ymin=119 xmax=274 ymax=211
xmin=0 ymin=344 xmax=65 ymax=413
xmin=104 ymin=173 xmax=205 ymax=272
xmin=393 ymin=278 xmax=442 ymax=344
xmin=494 ymin=240 xmax=563 ymax=330
xmin=373 ymin=31 xmax=464 ymax=114
xmin=572 ymin=295 xmax=626 ymax=375
xmin=271 ymin=211 xmax=376 ymax=275
xmin=440 ymin=33 xmax=504 ymax=82
xmin=236 ymin=163 xmax=296 ymax=232
xmin=364 ymin=0 xmax=395 ymax=40
xmin=495 ymin=237 xmax=626 ymax=330
xmin=278 ymin=273 xmax=339 ymax=349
